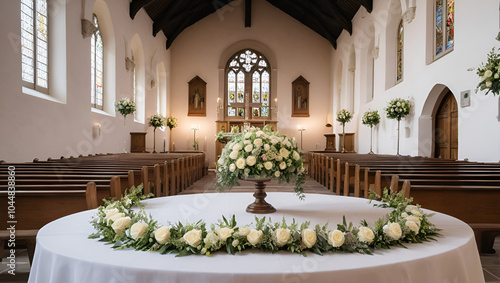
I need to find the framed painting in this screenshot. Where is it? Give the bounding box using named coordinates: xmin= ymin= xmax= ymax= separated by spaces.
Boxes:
xmin=188 ymin=76 xmax=207 ymax=117
xmin=292 ymin=76 xmax=310 ymax=117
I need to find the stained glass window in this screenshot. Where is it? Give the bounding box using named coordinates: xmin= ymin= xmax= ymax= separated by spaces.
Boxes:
xmin=91 ymin=14 xmax=104 ymax=110
xmin=21 ymin=0 xmax=48 ymax=93
xmin=435 ymin=0 xmax=454 ymax=58
xmin=225 ymin=49 xmax=272 ymax=120
xmin=396 ymin=20 xmax=404 ymax=83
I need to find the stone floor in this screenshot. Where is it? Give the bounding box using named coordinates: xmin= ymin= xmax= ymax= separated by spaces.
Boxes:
xmin=2 ymin=171 xmax=499 ymax=283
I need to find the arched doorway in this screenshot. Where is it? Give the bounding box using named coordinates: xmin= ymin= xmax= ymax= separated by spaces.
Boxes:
xmin=434 ymin=91 xmax=458 ymax=159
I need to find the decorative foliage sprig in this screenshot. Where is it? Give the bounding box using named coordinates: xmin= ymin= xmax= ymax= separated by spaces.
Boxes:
xmin=362 ymin=110 xmax=381 ymax=128
xmin=384 ymin=98 xmax=411 ymax=121
xmin=115 ymin=98 xmax=136 ymax=118
xmin=148 ymin=114 xmax=166 ymax=130
xmin=166 ymin=116 xmax=178 ymax=130
xmin=336 ymin=109 xmax=352 ymax=125
xmin=471 ymin=47 xmax=500 ymax=96
xmin=215 ymin=125 xmax=306 ymax=199
xmin=89 ymin=187 xmax=440 ymax=257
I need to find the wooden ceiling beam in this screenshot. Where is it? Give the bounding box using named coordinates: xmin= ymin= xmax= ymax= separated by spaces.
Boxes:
xmin=245 ymin=0 xmax=252 ymax=27
xmin=130 ymin=0 xmax=156 ymax=19
xmin=152 ymin=0 xmax=191 ymax=36
xmin=165 ymin=6 xmax=211 ymax=49
xmin=317 ymin=0 xmax=352 ymax=35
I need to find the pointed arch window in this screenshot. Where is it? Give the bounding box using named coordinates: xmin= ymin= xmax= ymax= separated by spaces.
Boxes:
xmin=225 ymin=49 xmax=271 ymax=119
xmin=91 ymin=14 xmax=104 ymax=110
xmin=396 ymin=20 xmax=404 ymax=83
xmin=434 ymin=0 xmax=454 ymax=58
xmin=21 ymin=0 xmax=49 ymax=93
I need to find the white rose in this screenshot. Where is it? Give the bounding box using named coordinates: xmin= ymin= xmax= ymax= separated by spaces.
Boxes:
xmin=105 ymin=208 xmax=119 ymax=220
xmin=217 ymin=227 xmax=234 ymax=241
xmin=406 ymin=216 xmax=421 ymax=226
xmin=383 ymin=222 xmax=402 ymax=241
xmin=391 ymin=109 xmax=394 ymax=112
xmin=204 ymin=231 xmax=220 ymax=247
xmin=232 ymin=239 xmax=239 ymax=247
xmin=155 ymin=226 xmax=171 ymax=244
xmin=244 ymin=132 xmax=252 ymax=139
xmin=264 ymin=144 xmax=270 ymax=151
xmin=107 ymin=212 xmax=125 ymax=225
xmin=301 ymin=229 xmax=317 ymax=249
xmin=247 ymin=229 xmax=263 ymax=246
xmin=405 ymin=205 xmax=418 ymax=212
xmin=244 ymin=145 xmax=253 ymax=152
xmin=358 ymin=226 xmax=375 ymax=243
xmin=256 ymin=130 xmax=264 ymax=137
xmin=275 ymin=155 xmax=283 ymax=162
xmin=239 ymin=227 xmax=250 ymax=236
xmin=184 ymin=229 xmax=202 ymax=247
xmin=495 ymin=73 xmax=499 ymax=79
xmin=274 ymin=171 xmax=281 ymax=177
xmin=111 ymin=217 xmax=131 ymax=234
xmin=485 ymin=69 xmax=493 ymax=78
xmin=486 ymin=81 xmax=493 ymax=88
xmin=229 ymin=163 xmax=236 ymax=172
xmin=292 ymin=151 xmax=300 ymax=161
xmin=264 ymin=161 xmax=273 ymax=170
xmin=236 ymin=158 xmax=246 ymax=169
xmin=274 ymin=228 xmax=291 ymax=247
xmin=232 ymin=143 xmax=242 ymax=151
xmin=246 ymin=156 xmax=256 ymax=166
xmin=397 ymin=102 xmax=401 ymax=106
xmin=279 ymin=161 xmax=287 ymax=170
xmin=254 ymin=138 xmax=263 ymax=147
xmin=406 ymin=220 xmax=419 ymax=233
xmin=130 ymin=222 xmax=149 ymax=240
xmin=244 ymin=140 xmax=251 ymax=145
xmin=411 ymin=209 xmax=422 ymax=217
xmin=279 ymin=148 xmax=290 ymax=158
xmin=201 ymin=248 xmax=207 ymax=254
xmin=401 ymin=212 xmax=409 ymax=218
xmin=229 ymin=150 xmax=239 ymax=159
xmin=328 ymin=230 xmax=345 ymax=247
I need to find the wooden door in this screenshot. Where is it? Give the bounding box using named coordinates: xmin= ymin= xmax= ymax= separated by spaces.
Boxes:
xmin=434 ymin=91 xmax=458 ymax=159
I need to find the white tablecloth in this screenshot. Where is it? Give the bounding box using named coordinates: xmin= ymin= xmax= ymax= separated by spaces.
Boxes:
xmin=28 ymin=192 xmax=485 ymax=283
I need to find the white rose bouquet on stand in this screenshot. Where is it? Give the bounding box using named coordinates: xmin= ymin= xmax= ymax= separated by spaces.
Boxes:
xmin=384 ymin=98 xmax=411 ymax=155
xmin=336 ymin=109 xmax=353 ymax=153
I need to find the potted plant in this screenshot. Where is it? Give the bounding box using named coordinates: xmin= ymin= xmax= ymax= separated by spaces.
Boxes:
xmin=361 ymin=110 xmax=381 ymax=154
xmin=336 ymin=109 xmax=353 ymax=153
xmin=148 ymin=114 xmax=166 ymax=153
xmin=384 ymin=98 xmax=411 ymax=155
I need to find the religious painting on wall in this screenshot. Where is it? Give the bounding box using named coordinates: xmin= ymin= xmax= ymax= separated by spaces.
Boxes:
xmin=188 ymin=76 xmax=206 ymax=117
xmin=292 ymin=76 xmax=310 ymax=117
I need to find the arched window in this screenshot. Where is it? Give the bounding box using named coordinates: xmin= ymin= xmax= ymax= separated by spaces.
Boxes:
xmin=21 ymin=0 xmax=49 ymax=93
xmin=396 ymin=20 xmax=404 ymax=83
xmin=225 ymin=49 xmax=271 ymax=120
xmin=434 ymin=0 xmax=454 ymax=58
xmin=91 ymin=14 xmax=104 ymax=110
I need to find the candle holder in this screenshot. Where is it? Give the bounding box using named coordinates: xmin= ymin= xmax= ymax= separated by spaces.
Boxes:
xmin=298 ymin=125 xmax=306 ymax=151
xmin=191 ymin=125 xmax=199 ymax=151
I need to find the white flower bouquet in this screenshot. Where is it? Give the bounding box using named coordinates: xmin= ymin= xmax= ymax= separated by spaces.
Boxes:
xmin=473 ymin=47 xmax=500 ymax=96
xmin=166 ymin=116 xmax=178 ymax=130
xmin=384 ymin=98 xmax=411 ymax=121
xmin=215 ymin=125 xmax=306 ymax=199
xmin=361 ymin=110 xmax=380 ymax=127
xmin=336 ymin=109 xmax=352 ymax=125
xmin=115 ymin=98 xmax=136 ymax=118
xmin=148 ymin=114 xmax=166 ymax=130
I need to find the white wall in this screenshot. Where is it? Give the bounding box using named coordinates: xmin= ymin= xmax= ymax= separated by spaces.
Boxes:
xmin=169 ymin=0 xmax=333 ymax=166
xmin=332 ymin=0 xmax=500 ymax=162
xmin=0 ymin=0 xmax=170 ymax=162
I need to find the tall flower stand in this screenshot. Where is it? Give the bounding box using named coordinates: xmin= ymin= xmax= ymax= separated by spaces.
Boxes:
xmin=152 ymin=128 xmax=157 ymax=153
xmin=341 ymin=123 xmax=346 ymax=153
xmin=169 ymin=128 xmax=174 ymax=151
xmin=369 ymin=126 xmax=374 ymax=154
xmin=243 ymin=178 xmax=276 ymax=214
xmin=396 ymin=119 xmax=401 ymax=156
xmin=123 ymin=115 xmax=128 ymax=153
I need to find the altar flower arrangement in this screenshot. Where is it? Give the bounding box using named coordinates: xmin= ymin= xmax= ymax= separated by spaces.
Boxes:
xmin=215 ymin=125 xmax=306 ymax=199
xmin=148 ymin=114 xmax=166 ymax=153
xmin=166 ymin=115 xmax=178 ymax=130
xmin=336 ymin=109 xmax=353 ymax=153
xmin=89 ymin=187 xmax=440 ymax=257
xmin=384 ymin=98 xmax=411 ymax=155
xmin=472 ymin=47 xmax=500 ymax=96
xmin=362 ymin=110 xmax=381 ymax=154
xmin=115 ymin=98 xmax=136 ymax=120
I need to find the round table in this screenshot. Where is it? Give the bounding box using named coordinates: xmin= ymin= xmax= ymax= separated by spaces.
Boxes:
xmin=28 ymin=192 xmax=485 ymax=283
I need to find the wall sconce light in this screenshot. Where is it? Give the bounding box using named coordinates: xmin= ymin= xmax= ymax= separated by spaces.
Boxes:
xmin=298 ymin=124 xmax=306 ymax=151
xmin=93 ymin=123 xmax=101 ymax=139
xmin=125 ymin=57 xmax=135 ymax=71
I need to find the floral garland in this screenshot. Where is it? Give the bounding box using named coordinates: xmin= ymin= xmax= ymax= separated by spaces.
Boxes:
xmin=115 ymin=98 xmax=136 ymax=118
xmin=336 ymin=109 xmax=352 ymax=125
xmin=472 ymin=47 xmax=500 ymax=96
xmin=166 ymin=116 xmax=178 ymax=130
xmin=148 ymin=114 xmax=166 ymax=130
xmin=384 ymin=98 xmax=411 ymax=121
xmin=362 ymin=110 xmax=380 ymax=128
xmin=89 ymin=187 xmax=440 ymax=257
xmin=215 ymin=125 xmax=306 ymax=199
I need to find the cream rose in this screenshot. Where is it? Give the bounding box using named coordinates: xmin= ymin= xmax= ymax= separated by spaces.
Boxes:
xmin=232 ymin=239 xmax=239 ymax=247
xmin=247 ymin=229 xmax=263 ymax=246
xmin=485 ymin=69 xmax=493 ymax=78
xmin=246 ymin=156 xmax=256 ymax=166
xmin=232 ymin=143 xmax=242 ymax=151
xmin=328 ymin=230 xmax=345 ymax=247
xmin=229 ymin=163 xmax=236 ymax=172
xmin=105 ymin=208 xmax=119 ymax=220
xmin=292 ymin=151 xmax=300 ymax=161
xmin=301 ymin=229 xmax=317 ymax=249
xmin=274 ymin=171 xmax=281 ymax=177
xmin=184 ymin=229 xmax=202 ymax=247
xmin=244 ymin=145 xmax=253 ymax=152
xmin=264 ymin=161 xmax=273 ymax=170
xmin=229 ymin=150 xmax=239 ymax=160
xmin=130 ymin=222 xmax=149 ymax=240
xmin=254 ymin=138 xmax=263 ymax=147
xmin=236 ymin=158 xmax=246 ymax=169
xmin=111 ymin=217 xmax=131 ymax=234
xmin=275 ymin=155 xmax=283 ymax=162
xmin=264 ymin=144 xmax=270 ymax=151
xmin=239 ymin=227 xmax=250 ymax=236
xmin=256 ymin=130 xmax=264 ymax=137
xmin=358 ymin=226 xmax=375 ymax=243
xmin=411 ymin=209 xmax=422 ymax=217
xmin=204 ymin=231 xmax=219 ymax=247
xmin=279 ymin=161 xmax=287 ymax=170
xmin=107 ymin=212 xmax=125 ymax=225
xmin=155 ymin=226 xmax=171 ymax=244
xmin=217 ymin=227 xmax=234 ymax=241
xmin=406 ymin=220 xmax=419 ymax=233
xmin=274 ymin=228 xmax=291 ymax=247
xmin=244 ymin=140 xmax=251 ymax=145
xmin=279 ymin=148 xmax=290 ymax=158
xmin=487 ymin=81 xmax=493 ymax=88
xmin=405 ymin=205 xmax=418 ymax=212
xmin=383 ymin=222 xmax=402 ymax=241
xmin=244 ymin=132 xmax=252 ymax=139
xmin=406 ymin=215 xmax=421 ymax=225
